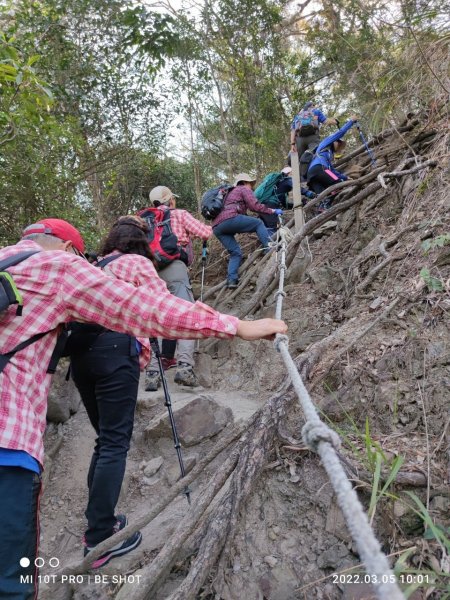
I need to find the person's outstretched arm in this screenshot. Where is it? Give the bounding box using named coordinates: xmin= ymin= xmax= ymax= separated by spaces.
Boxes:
xmin=315 ymin=117 xmax=358 ymax=154
xmin=62 ymin=255 xmax=287 ymax=343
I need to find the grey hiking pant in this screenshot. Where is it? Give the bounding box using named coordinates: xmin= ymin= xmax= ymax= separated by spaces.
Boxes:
xmin=148 ymin=260 xmax=195 ymax=370
xmin=295 ymin=132 xmax=321 ymax=180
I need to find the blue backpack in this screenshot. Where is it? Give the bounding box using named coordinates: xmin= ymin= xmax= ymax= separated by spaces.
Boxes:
xmin=295 ymin=108 xmax=319 ymax=137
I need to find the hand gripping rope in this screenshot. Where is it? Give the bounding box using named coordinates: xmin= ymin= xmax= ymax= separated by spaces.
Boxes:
xmin=272 ymin=217 xmax=404 ymax=600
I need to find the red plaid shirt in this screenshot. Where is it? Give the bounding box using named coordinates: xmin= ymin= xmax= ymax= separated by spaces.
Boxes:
xmin=99 ymin=252 xmax=162 ymax=369
xmin=162 ymin=207 xmax=212 ymax=246
xmin=0 ymin=240 xmax=238 ymax=465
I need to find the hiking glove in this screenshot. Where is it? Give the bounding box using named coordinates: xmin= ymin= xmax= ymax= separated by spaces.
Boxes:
xmin=305 ymin=190 xmax=316 ymax=199
xmin=273 ymin=209 xmax=283 ymax=215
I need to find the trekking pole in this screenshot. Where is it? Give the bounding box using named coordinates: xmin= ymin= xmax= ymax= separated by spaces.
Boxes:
xmin=149 ymin=338 xmax=191 ymax=505
xmin=200 ymin=241 xmax=207 ymax=303
xmin=355 ymin=122 xmax=377 ymax=167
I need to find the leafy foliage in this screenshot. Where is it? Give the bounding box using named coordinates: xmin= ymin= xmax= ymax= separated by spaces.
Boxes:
xmin=420 ymin=267 xmax=444 ymax=292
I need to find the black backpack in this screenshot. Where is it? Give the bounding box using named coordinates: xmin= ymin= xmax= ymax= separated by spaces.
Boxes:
xmin=0 ymin=250 xmax=66 ymax=375
xmin=201 ymin=185 xmax=234 ymax=220
xmin=62 ymin=254 xmax=127 ymax=357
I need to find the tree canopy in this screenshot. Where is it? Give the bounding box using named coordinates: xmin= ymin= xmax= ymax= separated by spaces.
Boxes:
xmin=0 ymin=0 xmax=448 ymax=246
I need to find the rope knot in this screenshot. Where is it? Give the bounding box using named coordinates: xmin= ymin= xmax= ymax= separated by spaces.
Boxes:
xmin=274 ymin=333 xmax=288 ymax=352
xmin=302 ymin=421 xmax=341 ymax=453
xmin=274 ymin=290 xmax=286 ymax=300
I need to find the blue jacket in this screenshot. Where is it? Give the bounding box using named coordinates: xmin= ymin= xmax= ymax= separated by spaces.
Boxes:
xmin=307 ymin=119 xmax=356 ymax=180
xmin=291 ymin=108 xmax=327 ymax=131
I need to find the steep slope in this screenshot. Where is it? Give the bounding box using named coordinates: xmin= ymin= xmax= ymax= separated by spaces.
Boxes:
xmin=40 ymin=108 xmax=449 ymax=600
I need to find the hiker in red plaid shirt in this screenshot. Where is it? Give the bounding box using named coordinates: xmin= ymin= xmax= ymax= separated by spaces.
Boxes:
xmin=143 ymin=185 xmax=213 ymax=391
xmin=0 ymin=217 xmax=286 ymax=600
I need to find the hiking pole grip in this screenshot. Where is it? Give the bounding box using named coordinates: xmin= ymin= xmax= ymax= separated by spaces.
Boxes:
xmin=201 ymin=240 xmax=208 ymax=262
xmin=149 ymin=337 xmax=191 ymax=504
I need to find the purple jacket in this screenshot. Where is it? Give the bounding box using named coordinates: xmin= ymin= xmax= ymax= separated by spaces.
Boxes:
xmin=212 ymin=185 xmax=274 ymax=228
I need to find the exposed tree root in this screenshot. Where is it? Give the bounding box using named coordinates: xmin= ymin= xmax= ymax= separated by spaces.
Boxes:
xmin=57 ymin=420 xmax=249 ymax=576
xmin=168 ymin=393 xmax=293 ymax=600
xmin=116 ymin=442 xmax=243 ymax=600
xmin=238 ymin=181 xmax=385 ymax=317
xmin=113 ymin=392 xmax=293 ymax=600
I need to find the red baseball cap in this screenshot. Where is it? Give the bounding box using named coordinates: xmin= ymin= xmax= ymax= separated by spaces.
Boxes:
xmin=22 ymin=218 xmax=85 ymax=254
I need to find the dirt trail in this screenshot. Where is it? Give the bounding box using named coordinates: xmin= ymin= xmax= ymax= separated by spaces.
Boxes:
xmin=39 ymin=366 xmax=264 ymax=596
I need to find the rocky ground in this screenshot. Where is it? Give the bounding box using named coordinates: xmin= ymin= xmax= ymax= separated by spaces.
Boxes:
xmin=39 ymin=112 xmax=450 ymax=600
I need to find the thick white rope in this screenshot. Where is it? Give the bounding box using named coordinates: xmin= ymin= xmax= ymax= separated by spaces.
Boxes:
xmin=272 ymin=220 xmax=404 ymax=600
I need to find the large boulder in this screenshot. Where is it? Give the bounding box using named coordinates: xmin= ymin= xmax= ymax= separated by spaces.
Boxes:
xmin=145 ymin=394 xmax=233 ymax=446
xmin=47 ymin=360 xmax=81 ymax=423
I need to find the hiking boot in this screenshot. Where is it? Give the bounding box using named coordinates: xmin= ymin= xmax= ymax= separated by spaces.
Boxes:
xmin=145 ymin=370 xmax=161 ymax=391
xmin=113 ymin=514 xmax=128 ymax=534
xmin=226 ymin=279 xmax=239 ymax=289
xmin=316 ymin=198 xmax=332 ymax=214
xmin=82 ymin=514 xmax=128 ymax=547
xmin=161 ymin=357 xmax=177 ymax=371
xmin=84 ymin=531 xmax=142 ymax=569
xmin=174 ymin=362 xmax=199 ymax=387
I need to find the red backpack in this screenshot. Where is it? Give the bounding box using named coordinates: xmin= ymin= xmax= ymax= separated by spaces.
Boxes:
xmin=137 ymin=207 xmax=188 ymax=270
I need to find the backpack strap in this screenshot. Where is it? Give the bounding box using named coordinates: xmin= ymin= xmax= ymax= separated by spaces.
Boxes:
xmin=96 ymin=254 xmax=123 ymax=269
xmin=0 ymin=250 xmax=40 ymax=271
xmin=0 ymin=249 xmax=63 ymax=375
xmin=0 ymin=251 xmax=124 ymax=377
xmin=0 ymin=331 xmax=50 ymax=375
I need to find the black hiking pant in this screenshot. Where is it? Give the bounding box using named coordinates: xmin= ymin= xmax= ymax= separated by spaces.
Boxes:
xmin=161 ymin=339 xmax=176 ymax=359
xmin=71 ymin=331 xmax=139 ymax=546
xmin=296 ymin=132 xmax=320 ymax=180
xmin=307 ymin=164 xmax=341 ymax=196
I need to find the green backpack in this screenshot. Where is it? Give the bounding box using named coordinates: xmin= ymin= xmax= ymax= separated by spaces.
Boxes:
xmin=254 ymin=172 xmax=283 ymax=207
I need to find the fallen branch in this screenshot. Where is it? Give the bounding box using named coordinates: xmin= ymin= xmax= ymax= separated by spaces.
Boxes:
xmin=377 ymin=159 xmax=438 ymax=188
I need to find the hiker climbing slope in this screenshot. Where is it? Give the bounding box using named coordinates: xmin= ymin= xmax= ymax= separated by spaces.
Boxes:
xmin=256 ymin=166 xmax=316 ymax=235
xmin=212 ymin=173 xmax=282 ymax=289
xmin=141 ymin=185 xmax=212 ymax=391
xmin=69 ymin=217 xmax=157 ymax=568
xmin=290 ymin=101 xmax=338 ymax=180
xmin=0 ymin=217 xmax=287 ymax=600
xmin=307 ymin=115 xmax=359 ymax=211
